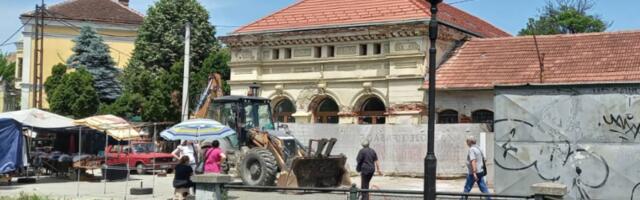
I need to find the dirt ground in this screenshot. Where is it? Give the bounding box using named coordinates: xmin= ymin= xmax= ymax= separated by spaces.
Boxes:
xmin=0 ymin=173 xmax=491 ymax=200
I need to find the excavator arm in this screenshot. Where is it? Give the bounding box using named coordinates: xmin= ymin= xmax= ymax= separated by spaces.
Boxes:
xmin=193 ymin=73 xmax=223 ymax=118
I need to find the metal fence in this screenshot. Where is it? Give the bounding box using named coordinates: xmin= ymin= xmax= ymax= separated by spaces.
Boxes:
xmin=224 ymin=184 xmax=536 ymax=200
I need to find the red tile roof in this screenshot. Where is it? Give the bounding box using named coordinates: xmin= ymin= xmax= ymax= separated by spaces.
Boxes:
xmin=426 ymin=31 xmax=640 ymax=90
xmin=233 ymin=0 xmax=510 ymax=38
xmin=22 ymin=0 xmax=144 ymax=25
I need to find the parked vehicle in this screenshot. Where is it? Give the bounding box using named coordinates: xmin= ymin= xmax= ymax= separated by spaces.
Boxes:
xmin=105 ymin=142 xmax=176 ymax=174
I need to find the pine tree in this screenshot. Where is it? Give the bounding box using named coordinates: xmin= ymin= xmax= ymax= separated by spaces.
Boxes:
xmin=67 ymin=26 xmax=122 ymax=103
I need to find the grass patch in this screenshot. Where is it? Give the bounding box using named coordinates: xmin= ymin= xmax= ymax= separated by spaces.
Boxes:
xmin=0 ymin=193 xmax=56 ymax=200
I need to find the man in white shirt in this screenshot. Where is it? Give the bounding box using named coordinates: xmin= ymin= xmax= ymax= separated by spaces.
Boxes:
xmin=172 ymin=140 xmax=199 ymax=170
xmin=463 ymin=135 xmax=490 ymax=199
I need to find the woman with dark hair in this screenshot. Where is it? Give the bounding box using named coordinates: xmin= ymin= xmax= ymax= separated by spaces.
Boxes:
xmin=173 ymin=156 xmax=195 ymax=196
xmin=204 ymin=140 xmax=226 ymax=174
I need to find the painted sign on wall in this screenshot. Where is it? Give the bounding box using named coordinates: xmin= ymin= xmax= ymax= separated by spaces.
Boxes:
xmin=494 ymin=84 xmax=640 ymax=200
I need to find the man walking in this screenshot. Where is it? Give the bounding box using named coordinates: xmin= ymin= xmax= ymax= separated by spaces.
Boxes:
xmin=356 ymin=139 xmax=382 ymax=200
xmin=463 ymin=135 xmax=490 ymax=199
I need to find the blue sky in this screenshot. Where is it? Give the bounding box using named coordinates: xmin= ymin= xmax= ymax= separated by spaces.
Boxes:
xmin=1 ymin=0 xmax=639 ymax=52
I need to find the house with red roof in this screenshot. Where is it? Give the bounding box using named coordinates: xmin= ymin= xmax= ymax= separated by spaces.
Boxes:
xmin=423 ymin=30 xmax=640 ymax=124
xmin=221 ymin=0 xmax=509 ymax=124
xmin=15 ymin=0 xmax=143 ymax=110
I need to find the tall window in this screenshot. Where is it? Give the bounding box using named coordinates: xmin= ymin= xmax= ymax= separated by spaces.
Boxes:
xmin=273 ymin=99 xmax=296 ymax=123
xmin=438 ymin=109 xmax=459 ymax=124
xmin=314 ymin=97 xmax=339 ymax=124
xmin=358 ymin=97 xmax=386 ymax=124
xmin=472 ymin=110 xmax=494 ymax=123
xmin=16 ymin=58 xmax=23 ymax=81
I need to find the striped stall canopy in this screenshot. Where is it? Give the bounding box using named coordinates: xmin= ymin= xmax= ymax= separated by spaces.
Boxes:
xmin=160 ymin=118 xmax=235 ymax=141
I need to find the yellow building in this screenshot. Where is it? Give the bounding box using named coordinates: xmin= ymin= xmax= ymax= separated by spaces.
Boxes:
xmin=16 ymin=0 xmax=142 ymax=109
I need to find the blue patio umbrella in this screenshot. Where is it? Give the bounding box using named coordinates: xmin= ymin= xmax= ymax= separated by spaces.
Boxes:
xmin=160 ymin=118 xmax=235 ymax=141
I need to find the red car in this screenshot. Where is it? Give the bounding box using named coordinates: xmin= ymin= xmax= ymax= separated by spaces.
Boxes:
xmin=106 ymin=142 xmax=177 ymax=174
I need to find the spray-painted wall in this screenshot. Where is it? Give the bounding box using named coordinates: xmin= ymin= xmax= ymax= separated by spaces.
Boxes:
xmin=285 ymin=123 xmax=492 ymax=177
xmin=494 ymin=84 xmax=640 ymax=200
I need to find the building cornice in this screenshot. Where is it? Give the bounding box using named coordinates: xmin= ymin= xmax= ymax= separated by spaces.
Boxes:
xmin=221 ymin=22 xmax=464 ymax=48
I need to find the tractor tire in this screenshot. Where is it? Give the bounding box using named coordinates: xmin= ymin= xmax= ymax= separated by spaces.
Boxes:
xmin=239 ymin=148 xmax=278 ymax=186
xmin=130 ymin=187 xmax=153 ymax=195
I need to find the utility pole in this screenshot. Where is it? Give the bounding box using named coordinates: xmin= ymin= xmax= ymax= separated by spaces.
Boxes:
xmin=424 ymin=1 xmax=442 ymax=200
xmin=181 ymin=22 xmax=191 ymax=121
xmin=32 ymin=0 xmax=45 ymax=108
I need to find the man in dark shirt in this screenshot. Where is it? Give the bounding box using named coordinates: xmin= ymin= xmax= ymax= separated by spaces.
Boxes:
xmin=356 ymin=140 xmax=382 ymax=200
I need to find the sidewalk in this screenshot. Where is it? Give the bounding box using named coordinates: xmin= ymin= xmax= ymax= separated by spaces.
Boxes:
xmin=0 ymin=174 xmax=491 ymax=200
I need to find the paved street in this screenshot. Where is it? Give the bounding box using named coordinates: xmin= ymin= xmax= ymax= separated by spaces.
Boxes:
xmin=0 ymin=173 xmax=491 ymax=200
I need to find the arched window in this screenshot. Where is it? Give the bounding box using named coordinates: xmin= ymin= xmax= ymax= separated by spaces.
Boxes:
xmin=438 ymin=109 xmax=459 ymax=124
xmin=472 ymin=110 xmax=494 ymax=123
xmin=273 ymin=99 xmax=296 ymax=123
xmin=358 ymin=97 xmax=386 ymax=124
xmin=314 ymin=97 xmax=339 ymax=124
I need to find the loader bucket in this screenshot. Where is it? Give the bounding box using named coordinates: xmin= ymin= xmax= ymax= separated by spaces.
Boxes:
xmin=277 ymin=155 xmax=351 ymax=188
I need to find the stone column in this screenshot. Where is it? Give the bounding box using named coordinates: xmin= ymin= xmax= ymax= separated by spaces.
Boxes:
xmin=531 ymin=182 xmax=567 ymax=200
xmin=192 ymin=174 xmax=232 ymax=200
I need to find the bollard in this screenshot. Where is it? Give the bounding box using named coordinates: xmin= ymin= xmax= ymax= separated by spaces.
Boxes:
xmin=349 ymin=183 xmax=358 ymax=200
xmin=531 ymin=182 xmax=567 ymax=200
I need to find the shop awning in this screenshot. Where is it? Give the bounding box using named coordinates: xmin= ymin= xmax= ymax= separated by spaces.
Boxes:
xmin=74 ymin=115 xmax=142 ymax=141
xmin=0 ymin=108 xmax=75 ymax=129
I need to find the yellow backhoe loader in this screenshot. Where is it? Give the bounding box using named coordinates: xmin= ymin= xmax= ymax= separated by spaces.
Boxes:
xmin=193 ymin=74 xmax=350 ymax=187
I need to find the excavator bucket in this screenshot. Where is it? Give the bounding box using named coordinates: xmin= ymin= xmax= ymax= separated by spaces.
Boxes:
xmin=277 ymin=155 xmax=350 ymax=187
xmin=276 ymin=138 xmax=351 ymax=188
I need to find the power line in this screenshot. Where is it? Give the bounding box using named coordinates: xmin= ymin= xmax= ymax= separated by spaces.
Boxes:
xmin=0 ymin=18 xmax=34 ymax=48
xmin=447 ymin=0 xmax=475 ymax=5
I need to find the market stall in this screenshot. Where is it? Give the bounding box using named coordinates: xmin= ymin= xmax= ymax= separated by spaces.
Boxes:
xmin=0 ymin=118 xmax=23 ymax=184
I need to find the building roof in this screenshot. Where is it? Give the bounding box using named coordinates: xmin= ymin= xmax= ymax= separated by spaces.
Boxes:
xmin=21 ymin=0 xmax=144 ymax=25
xmin=426 ymin=31 xmax=640 ymax=90
xmin=232 ymin=0 xmax=510 ymax=38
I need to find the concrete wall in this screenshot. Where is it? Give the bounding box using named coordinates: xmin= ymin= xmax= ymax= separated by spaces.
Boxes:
xmin=285 ymin=123 xmax=493 ymax=178
xmin=494 ymin=84 xmax=640 ymax=199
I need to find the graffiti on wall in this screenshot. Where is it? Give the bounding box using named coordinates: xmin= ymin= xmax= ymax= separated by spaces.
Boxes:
xmin=494 ymin=85 xmax=640 ymax=200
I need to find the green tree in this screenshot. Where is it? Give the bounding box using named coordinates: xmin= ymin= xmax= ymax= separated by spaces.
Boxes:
xmin=49 ymin=69 xmax=99 ymax=118
xmin=44 ymin=63 xmax=67 ymax=101
xmin=199 ymin=48 xmax=231 ymax=95
xmin=519 ymin=0 xmax=609 ymax=35
xmin=68 ymin=26 xmax=122 ymax=102
xmin=111 ymin=0 xmax=218 ymax=122
xmin=0 ymin=53 xmax=16 ymax=84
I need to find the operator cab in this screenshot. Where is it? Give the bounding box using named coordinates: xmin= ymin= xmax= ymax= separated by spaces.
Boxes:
xmin=207 ymin=95 xmax=275 ymax=148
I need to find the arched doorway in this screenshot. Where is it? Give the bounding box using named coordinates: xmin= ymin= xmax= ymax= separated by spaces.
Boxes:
xmin=437 ymin=109 xmax=459 ymax=124
xmin=357 ymin=97 xmax=386 ymax=124
xmin=314 ymin=97 xmax=339 ymax=123
xmin=273 ymin=99 xmax=296 ymax=123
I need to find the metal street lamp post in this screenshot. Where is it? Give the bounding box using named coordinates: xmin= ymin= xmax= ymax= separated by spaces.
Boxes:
xmin=424 ymin=0 xmax=442 ymax=200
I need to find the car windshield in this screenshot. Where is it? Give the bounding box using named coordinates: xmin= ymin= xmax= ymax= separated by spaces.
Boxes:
xmin=132 ymin=143 xmax=155 ymax=153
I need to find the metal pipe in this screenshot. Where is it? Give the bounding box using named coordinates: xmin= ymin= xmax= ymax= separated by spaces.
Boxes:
xmin=152 ymin=123 xmax=157 ymax=198
xmin=103 ymin=128 xmax=108 ymax=194
xmin=76 ymin=127 xmax=82 ymax=197
xmin=424 ymin=1 xmax=442 ymax=200
xmin=224 ymin=185 xmax=535 ymax=199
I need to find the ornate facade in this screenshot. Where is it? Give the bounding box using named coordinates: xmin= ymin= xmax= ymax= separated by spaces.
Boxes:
xmin=221 ymin=0 xmax=509 ymax=124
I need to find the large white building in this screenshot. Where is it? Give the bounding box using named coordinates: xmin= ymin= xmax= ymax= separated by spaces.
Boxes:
xmin=221 ymin=0 xmax=509 ymax=124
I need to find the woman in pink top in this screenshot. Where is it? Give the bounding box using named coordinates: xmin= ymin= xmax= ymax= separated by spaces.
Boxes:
xmin=203 ymin=140 xmax=226 ymax=173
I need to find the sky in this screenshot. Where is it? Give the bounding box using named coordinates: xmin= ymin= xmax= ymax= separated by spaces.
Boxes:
xmin=1 ymin=0 xmax=639 ymax=52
